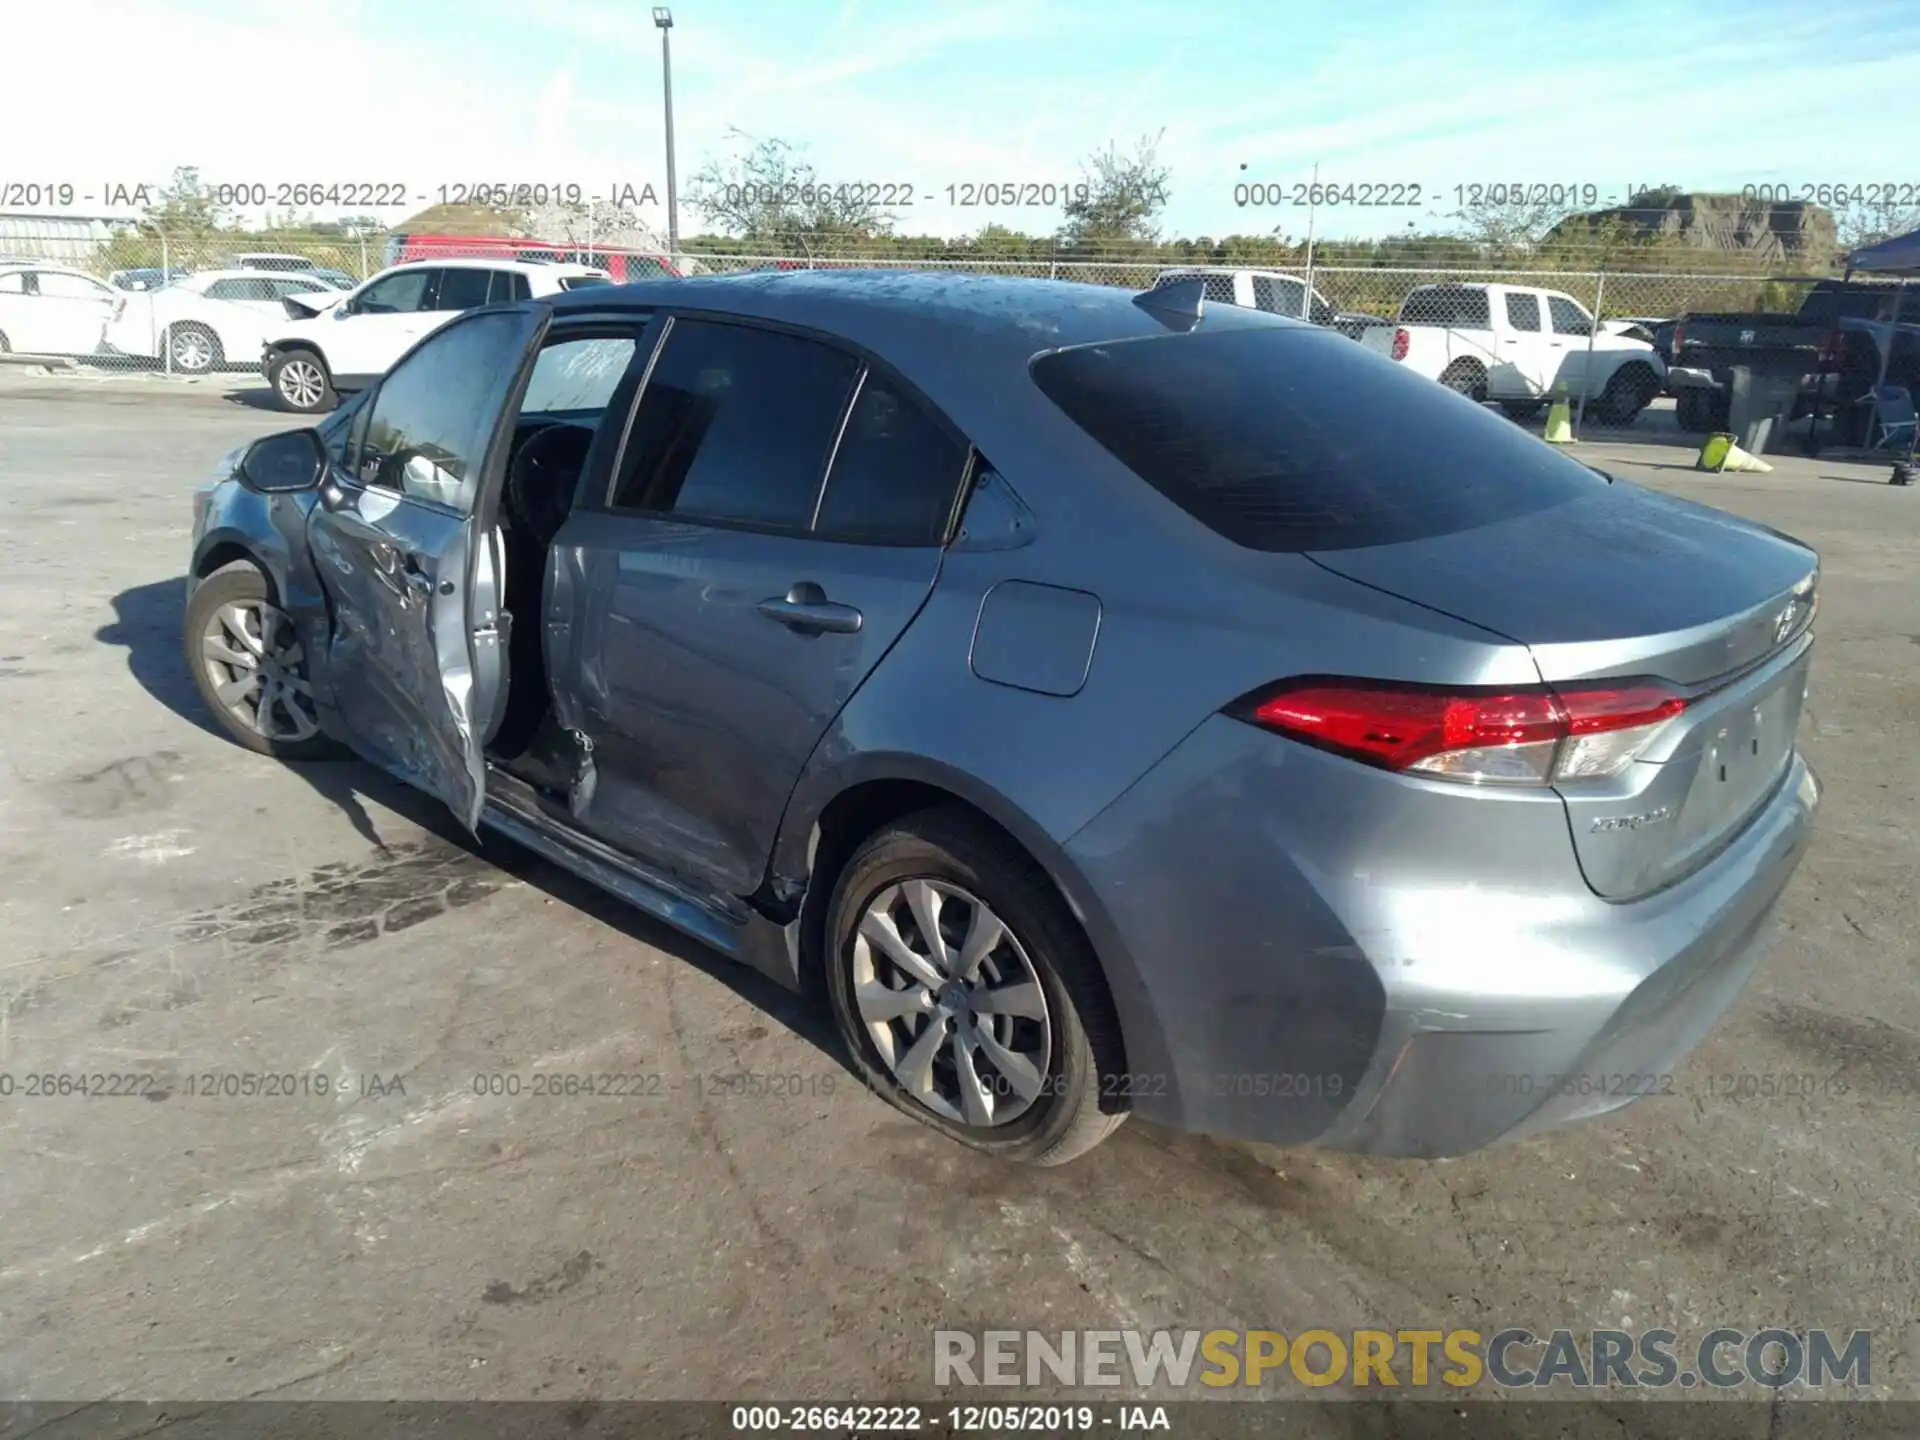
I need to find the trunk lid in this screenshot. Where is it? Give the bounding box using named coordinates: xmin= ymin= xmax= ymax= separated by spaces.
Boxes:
xmin=1307 ymin=480 xmax=1818 ymax=899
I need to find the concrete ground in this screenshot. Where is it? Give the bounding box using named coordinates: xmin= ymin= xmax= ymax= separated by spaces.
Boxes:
xmin=0 ymin=373 xmax=1916 ymax=1418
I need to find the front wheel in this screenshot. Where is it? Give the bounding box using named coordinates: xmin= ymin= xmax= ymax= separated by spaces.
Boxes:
xmin=824 ymin=808 xmax=1128 ymax=1166
xmin=267 ymin=349 xmax=336 ymax=413
xmin=184 ymin=561 xmax=345 ymax=760
xmin=1595 ymin=364 xmax=1660 ymax=425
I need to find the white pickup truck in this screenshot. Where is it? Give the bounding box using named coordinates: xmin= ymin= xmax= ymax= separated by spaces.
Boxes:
xmin=1361 ymin=282 xmax=1667 ymax=424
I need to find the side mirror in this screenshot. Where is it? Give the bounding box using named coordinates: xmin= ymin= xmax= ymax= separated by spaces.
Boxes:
xmin=239 ymin=429 xmax=327 ymax=493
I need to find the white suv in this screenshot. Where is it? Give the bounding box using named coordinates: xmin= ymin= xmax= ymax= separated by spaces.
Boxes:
xmin=261 ymin=258 xmax=612 ymax=411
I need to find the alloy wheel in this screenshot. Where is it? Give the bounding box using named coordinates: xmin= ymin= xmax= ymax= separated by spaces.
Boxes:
xmin=169 ymin=327 xmax=214 ymax=372
xmin=278 ymin=358 xmax=325 ymax=409
xmin=199 ymin=598 xmax=321 ymax=743
xmin=851 ymin=879 xmax=1053 ymax=1128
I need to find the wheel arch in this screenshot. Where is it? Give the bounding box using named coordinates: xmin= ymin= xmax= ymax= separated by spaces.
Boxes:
xmin=190 ymin=530 xmax=288 ymax=601
xmin=775 ymin=755 xmax=1163 ymax=1090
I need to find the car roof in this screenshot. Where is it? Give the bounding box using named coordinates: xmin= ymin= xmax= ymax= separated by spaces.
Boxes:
xmin=1159 ymin=265 xmax=1306 ymax=277
xmin=187 ymin=268 xmax=331 ymax=282
xmin=379 ymin=257 xmax=602 ymax=277
xmin=0 ymin=261 xmax=97 ymax=275
xmin=547 ymin=269 xmax=1304 ymax=433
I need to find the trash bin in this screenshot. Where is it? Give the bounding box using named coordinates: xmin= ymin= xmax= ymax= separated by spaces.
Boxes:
xmin=1726 ymin=366 xmax=1803 ymax=455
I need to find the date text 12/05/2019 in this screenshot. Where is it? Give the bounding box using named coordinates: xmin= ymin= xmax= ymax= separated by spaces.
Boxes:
xmin=1229 ymin=181 xmax=1687 ymax=209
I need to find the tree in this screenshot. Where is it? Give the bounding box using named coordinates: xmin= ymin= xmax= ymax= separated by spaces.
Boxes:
xmin=1059 ymin=132 xmax=1170 ymax=252
xmin=1447 ymin=188 xmax=1576 ymax=258
xmin=686 ymin=131 xmax=898 ymax=253
xmin=1835 ymin=197 xmax=1920 ymax=252
xmin=144 ymin=166 xmax=231 ymax=238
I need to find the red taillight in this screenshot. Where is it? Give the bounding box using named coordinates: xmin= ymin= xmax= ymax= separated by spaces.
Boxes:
xmin=1241 ymin=679 xmax=1688 ymax=786
xmin=1390 ymin=327 xmax=1410 ymax=361
xmin=1671 ymin=321 xmax=1686 ymax=354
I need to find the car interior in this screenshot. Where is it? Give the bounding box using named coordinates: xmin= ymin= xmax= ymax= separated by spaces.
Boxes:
xmin=482 ymin=332 xmax=641 ymax=795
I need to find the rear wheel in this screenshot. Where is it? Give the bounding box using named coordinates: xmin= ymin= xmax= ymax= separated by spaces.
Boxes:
xmin=184 ymin=561 xmax=345 ymax=760
xmin=1595 ymin=363 xmax=1659 ymax=425
xmin=268 ymin=348 xmax=335 ymax=413
xmin=165 ymin=322 xmax=222 ymax=375
xmin=824 ymin=808 xmax=1128 ymax=1166
xmin=1438 ymin=359 xmax=1488 ymax=402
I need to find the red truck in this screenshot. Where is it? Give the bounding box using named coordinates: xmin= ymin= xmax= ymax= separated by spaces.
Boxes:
xmin=380 ymin=233 xmax=680 ymax=282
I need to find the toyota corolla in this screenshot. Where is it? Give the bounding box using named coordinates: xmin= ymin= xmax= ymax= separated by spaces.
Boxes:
xmin=183 ymin=271 xmax=1820 ymax=1165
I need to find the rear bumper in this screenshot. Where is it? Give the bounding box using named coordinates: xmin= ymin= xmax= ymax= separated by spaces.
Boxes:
xmin=1060 ymin=716 xmax=1820 ymax=1158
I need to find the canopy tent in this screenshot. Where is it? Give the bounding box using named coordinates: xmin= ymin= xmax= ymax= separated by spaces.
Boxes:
xmin=1845 ymin=226 xmax=1920 ymax=276
xmin=1834 ymin=228 xmax=1918 ymax=463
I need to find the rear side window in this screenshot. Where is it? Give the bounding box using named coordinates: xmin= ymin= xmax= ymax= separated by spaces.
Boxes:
xmin=433 ymin=268 xmax=493 ymax=311
xmin=488 ymin=271 xmax=532 ymax=303
xmin=813 ymin=374 xmax=969 ymax=545
xmin=1401 ymin=287 xmax=1491 ymax=328
xmin=1031 ymin=328 xmax=1601 ymax=553
xmin=608 ymin=318 xmax=859 ymax=529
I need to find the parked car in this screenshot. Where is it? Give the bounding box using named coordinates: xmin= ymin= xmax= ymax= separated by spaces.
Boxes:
xmin=1668 ymin=280 xmax=1920 ymax=439
xmin=107 ymin=268 xmax=340 ymax=374
xmin=1152 ymin=266 xmax=1337 ymax=325
xmin=232 ymin=252 xmax=323 ymax=274
xmin=0 ymin=263 xmax=124 ymax=356
xmin=309 ymin=268 xmax=358 ymax=290
xmin=1362 ymin=283 xmax=1667 ymax=423
xmin=382 ymin=232 xmax=680 ymax=282
xmin=109 ymin=267 xmax=194 ymax=292
xmin=186 ymin=270 xmax=1821 ymax=1166
xmin=259 ymin=258 xmax=611 ymax=412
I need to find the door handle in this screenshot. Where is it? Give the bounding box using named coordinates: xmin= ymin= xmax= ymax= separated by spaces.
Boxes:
xmin=757 ymin=582 xmax=863 ymax=635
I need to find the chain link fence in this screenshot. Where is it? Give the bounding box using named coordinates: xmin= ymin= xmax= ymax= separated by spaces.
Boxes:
xmin=0 ymin=219 xmax=1813 ymax=385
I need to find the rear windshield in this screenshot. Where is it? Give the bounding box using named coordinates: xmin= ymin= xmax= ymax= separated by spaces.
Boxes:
xmin=559 ymin=274 xmax=613 ymax=290
xmin=1030 ymin=327 xmax=1602 ymax=553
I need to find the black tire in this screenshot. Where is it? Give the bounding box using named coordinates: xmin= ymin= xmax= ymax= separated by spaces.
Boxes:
xmin=824 ymin=807 xmax=1128 ymax=1166
xmin=1438 ymin=360 xmax=1488 ymax=402
xmin=1500 ymin=400 xmax=1546 ymax=421
xmin=183 ymin=560 xmax=346 ymax=761
xmin=164 ymin=322 xmax=223 ymax=375
xmin=1595 ymin=363 xmax=1659 ymax=425
xmin=267 ymin=348 xmax=336 ymax=413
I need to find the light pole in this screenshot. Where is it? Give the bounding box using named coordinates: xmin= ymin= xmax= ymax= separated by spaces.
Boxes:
xmin=653 ymin=7 xmax=679 ymax=261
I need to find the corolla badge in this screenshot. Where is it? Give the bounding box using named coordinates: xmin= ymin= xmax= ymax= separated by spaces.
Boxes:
xmin=1591 ymin=807 xmax=1674 ymax=833
xmin=1774 ymin=603 xmax=1798 ymax=644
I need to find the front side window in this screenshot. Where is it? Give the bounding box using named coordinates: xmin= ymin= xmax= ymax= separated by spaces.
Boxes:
xmin=1505 ymin=292 xmax=1542 ymax=331
xmin=355 ymin=310 xmax=530 ymax=510
xmin=1547 ymin=296 xmax=1592 ymax=336
xmin=1252 ymin=276 xmax=1307 ymax=318
xmin=607 ymin=318 xmax=859 ymax=530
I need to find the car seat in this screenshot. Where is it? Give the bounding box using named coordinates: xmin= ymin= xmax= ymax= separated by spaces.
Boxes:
xmin=491 ymin=424 xmax=594 ymax=759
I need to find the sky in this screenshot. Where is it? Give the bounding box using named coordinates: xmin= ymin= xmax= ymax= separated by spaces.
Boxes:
xmin=5 ymin=0 xmax=1918 ymax=244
